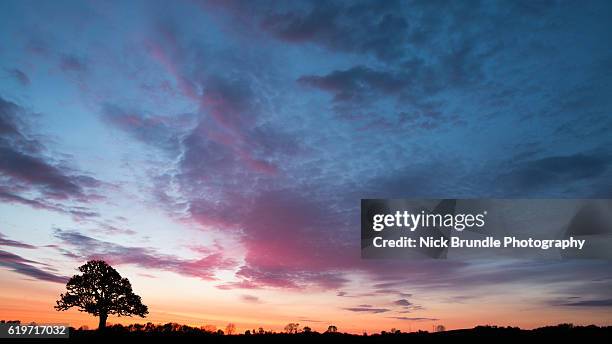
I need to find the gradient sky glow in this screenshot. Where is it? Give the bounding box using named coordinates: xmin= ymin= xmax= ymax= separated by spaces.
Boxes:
xmin=1 ymin=0 xmax=612 ymax=333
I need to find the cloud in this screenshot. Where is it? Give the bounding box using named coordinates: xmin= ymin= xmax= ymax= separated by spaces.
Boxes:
xmin=209 ymin=189 xmax=356 ymax=290
xmin=0 ymin=191 xmax=100 ymax=220
xmin=376 ymin=290 xmax=412 ymax=298
xmin=53 ymin=229 xmax=236 ymax=280
xmin=0 ymin=233 xmax=36 ymax=249
xmin=96 ymin=18 xmax=359 ymax=291
xmin=556 ymin=298 xmax=612 ymax=308
xmin=365 ymin=260 xmax=612 ymax=306
xmin=0 ymin=250 xmax=67 ymax=284
xmin=96 ymin=223 xmax=137 ymax=236
xmin=100 ymin=104 xmax=194 ymax=154
xmin=219 ymin=265 xmax=348 ymax=291
xmin=59 ymin=54 xmax=87 ymax=73
xmin=0 ymin=96 xmax=101 ymax=202
xmin=388 ymin=317 xmax=438 ymax=321
xmin=141 ymin=22 xmax=294 ymax=178
xmin=297 ymin=317 xmax=325 ymax=323
xmin=343 ymin=305 xmax=390 ymax=314
xmin=295 ymin=57 xmax=477 ymax=128
xmin=6 ymin=68 xmax=30 ymax=86
xmin=298 ymin=66 xmax=410 ymax=103
xmin=393 ymin=299 xmax=412 ymax=307
xmin=259 ymin=1 xmax=408 ymax=61
xmin=336 ymin=289 xmax=414 ymax=299
xmin=392 ymin=298 xmax=424 ymax=312
xmin=240 ymin=294 xmax=260 ymax=303
xmin=500 ymin=153 xmax=612 ymax=195
xmin=280 ymin=1 xmax=576 ymax=133
xmin=0 ymin=146 xmax=95 ymax=198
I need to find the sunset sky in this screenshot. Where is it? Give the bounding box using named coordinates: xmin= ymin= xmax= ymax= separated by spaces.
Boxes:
xmin=1 ymin=0 xmax=612 ymax=334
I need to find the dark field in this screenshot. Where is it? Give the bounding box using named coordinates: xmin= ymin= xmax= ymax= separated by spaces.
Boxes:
xmin=3 ymin=324 xmax=611 ymax=343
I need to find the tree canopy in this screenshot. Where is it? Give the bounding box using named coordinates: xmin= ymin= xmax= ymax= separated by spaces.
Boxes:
xmin=55 ymin=260 xmax=148 ymax=329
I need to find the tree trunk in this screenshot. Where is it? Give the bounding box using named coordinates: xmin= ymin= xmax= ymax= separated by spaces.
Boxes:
xmin=98 ymin=313 xmax=108 ymax=330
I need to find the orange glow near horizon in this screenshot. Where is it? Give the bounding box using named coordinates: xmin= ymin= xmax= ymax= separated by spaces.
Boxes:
xmin=2 ymin=269 xmax=611 ymax=334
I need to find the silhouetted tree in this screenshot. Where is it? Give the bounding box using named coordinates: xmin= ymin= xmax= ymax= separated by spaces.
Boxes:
xmin=225 ymin=323 xmax=236 ymax=335
xmin=201 ymin=324 xmax=216 ymax=333
xmin=55 ymin=260 xmax=148 ymax=329
xmin=303 ymin=326 xmax=312 ymax=333
xmin=327 ymin=325 xmax=338 ymax=333
xmin=284 ymin=323 xmax=300 ymax=334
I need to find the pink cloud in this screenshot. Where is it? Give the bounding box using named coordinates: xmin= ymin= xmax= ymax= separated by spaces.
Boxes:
xmin=54 ymin=229 xmax=237 ymax=281
xmin=143 ymin=26 xmax=280 ymax=176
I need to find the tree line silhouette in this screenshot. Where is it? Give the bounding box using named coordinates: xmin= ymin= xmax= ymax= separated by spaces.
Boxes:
xmin=3 ymin=319 xmax=611 ymax=343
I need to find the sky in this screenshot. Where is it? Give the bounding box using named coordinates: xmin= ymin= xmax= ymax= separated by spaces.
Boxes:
xmin=1 ymin=0 xmax=612 ymax=334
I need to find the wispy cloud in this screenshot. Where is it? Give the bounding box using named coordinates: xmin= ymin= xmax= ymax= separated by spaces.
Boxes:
xmin=388 ymin=317 xmax=438 ymax=322
xmin=240 ymin=294 xmax=261 ymax=303
xmin=0 ymin=233 xmax=36 ymax=249
xmin=344 ymin=305 xmax=390 ymax=314
xmin=54 ymin=229 xmax=236 ymax=280
xmin=554 ymin=298 xmax=612 ymax=308
xmin=0 ymin=96 xmax=101 ymax=206
xmin=0 ymin=250 xmax=67 ymax=283
xmin=5 ymin=68 xmax=30 ymax=86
